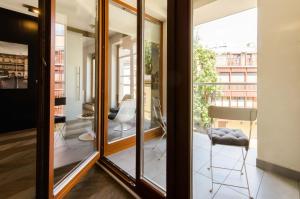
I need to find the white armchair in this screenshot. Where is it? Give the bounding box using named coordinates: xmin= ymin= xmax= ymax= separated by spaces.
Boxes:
xmin=113 ymin=99 xmax=136 ymax=137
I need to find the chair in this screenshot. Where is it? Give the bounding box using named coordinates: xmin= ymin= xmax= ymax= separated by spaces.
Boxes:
xmin=207 ymin=105 xmax=257 ymax=199
xmin=54 ymin=97 xmax=67 ymax=147
xmin=113 ymin=99 xmax=136 ymax=137
xmin=152 ymin=97 xmax=167 ymax=158
xmin=108 ymin=94 xmax=132 ymax=120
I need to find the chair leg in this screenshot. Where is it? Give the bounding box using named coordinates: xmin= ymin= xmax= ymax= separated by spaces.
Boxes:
xmin=209 ymin=141 xmax=213 ymax=193
xmin=152 ymin=131 xmax=166 ymax=150
xmin=241 ymin=148 xmax=253 ymax=199
xmin=240 ymin=148 xmax=249 ymax=175
xmin=54 ymin=130 xmax=60 ymax=147
xmin=240 ymin=148 xmax=244 ymax=175
xmin=55 ymin=123 xmax=68 ymax=148
xmin=120 ymin=123 xmax=124 ymax=137
xmin=60 ymin=123 xmax=69 ymax=147
xmin=158 ymin=150 xmax=166 ymax=160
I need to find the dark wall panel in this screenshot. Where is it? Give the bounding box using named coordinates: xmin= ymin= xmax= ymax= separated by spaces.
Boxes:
xmin=0 ymin=8 xmax=38 ymax=133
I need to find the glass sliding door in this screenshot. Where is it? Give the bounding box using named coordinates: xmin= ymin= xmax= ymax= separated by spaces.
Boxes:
xmin=103 ymin=0 xmax=165 ymax=181
xmin=104 ymin=0 xmax=137 ymax=178
xmin=42 ymin=0 xmax=100 ymax=197
xmin=142 ymin=0 xmax=167 ymax=191
xmin=100 ymin=0 xmax=168 ymax=197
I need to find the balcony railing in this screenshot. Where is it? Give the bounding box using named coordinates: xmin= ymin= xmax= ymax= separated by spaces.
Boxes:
xmin=193 ymin=82 xmax=257 ymax=107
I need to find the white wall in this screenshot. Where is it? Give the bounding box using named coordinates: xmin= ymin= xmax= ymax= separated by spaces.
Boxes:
xmin=109 ymin=34 xmax=123 ymax=108
xmin=257 ymin=0 xmax=300 ymax=172
xmin=83 ymin=42 xmax=95 ymax=102
xmin=65 ymin=31 xmax=84 ymax=121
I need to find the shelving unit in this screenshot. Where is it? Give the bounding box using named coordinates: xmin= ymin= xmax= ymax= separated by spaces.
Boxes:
xmin=54 ymin=23 xmax=65 ymax=115
xmin=0 ymin=53 xmax=28 ymax=88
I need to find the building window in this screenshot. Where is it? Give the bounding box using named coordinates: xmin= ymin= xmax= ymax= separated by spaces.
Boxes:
xmin=227 ymin=53 xmax=241 ymax=66
xmin=218 ymin=72 xmax=230 ymax=83
xmin=215 ymin=99 xmax=222 ymax=106
xmin=231 ymin=97 xmax=238 ymax=107
xmin=223 ymin=97 xmax=230 ymax=107
xmin=216 ymin=54 xmax=227 ymax=66
xmin=118 ymin=42 xmax=137 ymax=103
xmin=238 ymin=97 xmax=245 ymax=107
xmin=246 ymin=53 xmax=256 ymax=66
xmin=231 ymin=72 xmax=245 ymax=82
xmin=247 ymin=72 xmax=257 ymax=83
xmin=246 ymin=98 xmax=254 ymax=108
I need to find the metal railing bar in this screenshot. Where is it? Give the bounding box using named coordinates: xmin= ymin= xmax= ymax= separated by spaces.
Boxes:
xmin=193 ymin=82 xmax=257 ymax=86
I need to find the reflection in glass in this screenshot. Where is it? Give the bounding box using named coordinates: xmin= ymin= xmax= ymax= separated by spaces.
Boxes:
xmin=142 ymin=2 xmax=166 ymax=190
xmin=54 ymin=0 xmax=97 ymax=185
xmin=107 ymin=2 xmax=137 ymax=143
xmin=144 ymin=20 xmax=161 ymax=131
xmin=105 ymin=0 xmax=166 ymax=183
xmin=105 ymin=0 xmax=137 ymax=178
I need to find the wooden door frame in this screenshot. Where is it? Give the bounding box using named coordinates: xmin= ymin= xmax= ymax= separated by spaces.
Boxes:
xmin=167 ymin=0 xmax=192 ymax=198
xmin=37 ymin=0 xmax=101 ymax=198
xmin=37 ymin=0 xmax=55 ymax=197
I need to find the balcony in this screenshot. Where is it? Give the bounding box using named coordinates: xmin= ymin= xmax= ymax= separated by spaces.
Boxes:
xmin=106 ymin=82 xmax=299 ymax=198
xmin=107 ymin=131 xmax=298 ymax=198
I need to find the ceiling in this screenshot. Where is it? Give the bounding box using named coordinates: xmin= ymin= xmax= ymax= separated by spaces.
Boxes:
xmin=0 ymin=0 xmax=38 ymax=16
xmin=193 ymin=0 xmax=257 ymax=26
xmin=121 ymin=0 xmax=167 ymax=22
xmin=0 ymin=0 xmax=96 ymax=32
xmin=0 ymin=0 xmax=257 ymax=30
xmin=56 ymin=0 xmax=96 ymax=33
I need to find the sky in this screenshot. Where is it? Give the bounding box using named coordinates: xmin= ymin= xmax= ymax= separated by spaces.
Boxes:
xmin=194 ymin=8 xmax=257 ymax=53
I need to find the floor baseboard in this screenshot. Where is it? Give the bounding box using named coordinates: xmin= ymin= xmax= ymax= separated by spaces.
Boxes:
xmin=256 ymin=158 xmax=300 ymax=181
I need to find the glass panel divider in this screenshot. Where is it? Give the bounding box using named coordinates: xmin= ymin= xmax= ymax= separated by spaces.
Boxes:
xmin=136 ymin=0 xmax=145 ymax=182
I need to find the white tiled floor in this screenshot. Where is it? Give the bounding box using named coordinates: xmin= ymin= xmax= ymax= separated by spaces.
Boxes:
xmin=107 ymin=133 xmax=300 ymax=199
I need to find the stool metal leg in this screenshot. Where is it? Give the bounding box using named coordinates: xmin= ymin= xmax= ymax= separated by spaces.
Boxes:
xmin=240 ymin=148 xmax=249 ymax=175
xmin=209 ymin=140 xmax=213 ymax=193
xmin=152 ymin=130 xmax=166 ymax=150
xmin=241 ymin=148 xmax=253 ymax=199
xmin=240 ymin=148 xmax=245 ymax=175
xmin=55 ymin=123 xmax=68 ymax=148
xmin=152 ymin=127 xmax=167 ymax=160
xmin=208 ymin=144 xmax=253 ymax=199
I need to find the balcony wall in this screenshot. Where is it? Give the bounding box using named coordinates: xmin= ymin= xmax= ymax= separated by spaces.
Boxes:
xmin=258 ymin=0 xmax=300 ymax=173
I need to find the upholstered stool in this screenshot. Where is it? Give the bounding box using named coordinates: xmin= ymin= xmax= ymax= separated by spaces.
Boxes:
xmin=208 ymin=128 xmax=249 ymax=150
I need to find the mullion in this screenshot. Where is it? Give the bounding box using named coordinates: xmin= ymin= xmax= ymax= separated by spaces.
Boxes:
xmin=136 ymin=0 xmax=145 ymax=186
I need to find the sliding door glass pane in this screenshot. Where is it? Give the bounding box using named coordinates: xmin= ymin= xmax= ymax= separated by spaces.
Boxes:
xmin=144 ymin=20 xmax=161 ymax=131
xmin=142 ymin=0 xmax=167 ymax=190
xmin=105 ymin=0 xmax=137 ymax=178
xmin=54 ymin=0 xmax=97 ymax=185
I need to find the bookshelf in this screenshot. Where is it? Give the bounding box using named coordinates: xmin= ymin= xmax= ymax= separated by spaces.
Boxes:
xmin=54 ymin=23 xmax=65 ymax=115
xmin=0 ymin=53 xmax=28 ymax=88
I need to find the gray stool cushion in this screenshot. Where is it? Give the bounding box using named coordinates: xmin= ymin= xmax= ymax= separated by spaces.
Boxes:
xmin=208 ymin=128 xmax=249 ymax=150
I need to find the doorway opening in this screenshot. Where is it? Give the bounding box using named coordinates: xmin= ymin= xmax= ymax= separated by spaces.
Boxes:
xmin=192 ymin=4 xmax=258 ymax=198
